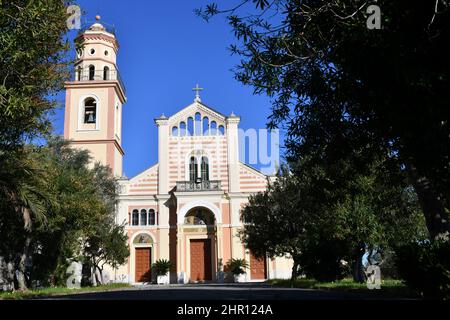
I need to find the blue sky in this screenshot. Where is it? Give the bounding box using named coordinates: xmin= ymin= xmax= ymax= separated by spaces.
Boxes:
xmin=52 ymin=0 xmax=284 ymax=178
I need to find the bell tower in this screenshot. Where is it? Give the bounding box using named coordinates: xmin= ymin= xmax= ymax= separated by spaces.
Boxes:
xmin=63 ymin=16 xmax=126 ymax=177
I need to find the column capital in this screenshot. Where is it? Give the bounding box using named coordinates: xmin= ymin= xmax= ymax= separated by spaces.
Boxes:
xmin=226 ymin=115 xmax=240 ymax=125
xmin=155 ymin=114 xmax=169 ymax=126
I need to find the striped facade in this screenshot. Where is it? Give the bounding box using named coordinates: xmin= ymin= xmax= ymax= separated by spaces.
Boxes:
xmin=113 ymin=101 xmax=292 ymax=284
xmin=64 ymin=20 xmax=292 ymax=285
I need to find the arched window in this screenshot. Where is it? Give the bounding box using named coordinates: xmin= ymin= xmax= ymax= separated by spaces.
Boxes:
xmin=189 ymin=156 xmax=198 ymax=182
xmin=140 ymin=209 xmax=147 ymax=226
xmin=187 ymin=117 xmax=194 ymax=136
xmin=201 ymin=156 xmax=209 ymax=181
xmin=210 ymin=121 xmax=217 ymax=135
xmin=89 ymin=65 xmax=95 ymax=80
xmin=202 ymin=117 xmax=209 ymax=135
xmin=195 ymin=112 xmax=202 ymax=135
xmin=180 ymin=121 xmax=186 ymax=136
xmin=133 ymin=233 xmax=153 ymax=244
xmin=83 ymin=98 xmax=97 ymax=124
xmin=103 ymin=66 xmax=109 ymax=80
xmin=184 ymin=208 xmax=215 ymax=225
xmin=148 ymin=209 xmax=156 ymax=225
xmin=172 ymin=126 xmax=178 ymax=136
xmin=76 ymin=66 xmax=82 ymax=81
xmin=132 ymin=209 xmax=139 ymax=226
xmin=218 ymin=125 xmax=225 ymax=135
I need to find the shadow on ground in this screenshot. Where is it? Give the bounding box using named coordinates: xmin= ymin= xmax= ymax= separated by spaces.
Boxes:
xmin=44 ymin=283 xmax=416 ymax=300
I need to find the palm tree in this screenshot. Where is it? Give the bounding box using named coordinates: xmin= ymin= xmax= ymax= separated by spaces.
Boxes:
xmin=0 ymin=148 xmax=49 ymax=290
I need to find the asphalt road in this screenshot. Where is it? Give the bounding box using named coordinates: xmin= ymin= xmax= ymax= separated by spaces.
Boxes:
xmin=45 ymin=283 xmax=411 ymax=300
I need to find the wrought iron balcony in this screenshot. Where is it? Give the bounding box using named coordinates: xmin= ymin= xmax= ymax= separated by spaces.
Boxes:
xmin=176 ymin=180 xmax=222 ymax=192
xmin=71 ymin=69 xmax=126 ymax=95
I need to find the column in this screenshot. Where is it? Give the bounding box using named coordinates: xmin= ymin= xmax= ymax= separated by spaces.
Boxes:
xmin=155 ymin=116 xmax=169 ymax=194
xmin=226 ymin=113 xmax=240 ymax=193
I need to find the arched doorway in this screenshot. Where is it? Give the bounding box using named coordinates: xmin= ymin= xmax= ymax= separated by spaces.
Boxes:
xmin=184 ymin=207 xmax=216 ymax=282
xmin=132 ymin=233 xmax=153 ymax=283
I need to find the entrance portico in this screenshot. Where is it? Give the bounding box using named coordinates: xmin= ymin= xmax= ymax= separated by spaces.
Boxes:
xmin=175 ymin=199 xmax=222 ymax=284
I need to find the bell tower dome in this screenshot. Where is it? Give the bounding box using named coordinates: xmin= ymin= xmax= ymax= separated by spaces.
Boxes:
xmin=63 ymin=16 xmax=126 ymax=177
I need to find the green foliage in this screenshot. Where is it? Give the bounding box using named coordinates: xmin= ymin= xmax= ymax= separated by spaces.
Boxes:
xmin=152 ymin=259 xmax=172 ymax=276
xmin=0 ymin=1 xmax=128 ymax=291
xmin=225 ymin=258 xmax=249 ymax=276
xmin=200 ymin=0 xmax=450 ymax=239
xmin=0 ymin=0 xmax=72 ymax=150
xmin=299 ymin=240 xmax=348 ymax=283
xmin=267 ymin=278 xmax=417 ymax=298
xmin=395 ymin=240 xmax=450 ymax=299
xmin=0 ymin=283 xmax=130 ymax=300
xmin=378 ymin=250 xmax=401 ymax=280
xmin=201 ymin=0 xmax=441 ymax=292
xmin=0 ymin=1 xmax=77 ymax=290
xmin=240 ymin=159 xmax=425 ymax=282
xmin=0 ymin=138 xmax=129 ymax=289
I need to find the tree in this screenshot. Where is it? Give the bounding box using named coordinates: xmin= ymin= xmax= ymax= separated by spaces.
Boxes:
xmin=0 ymin=0 xmax=72 ymax=151
xmin=198 ymin=1 xmax=450 ymax=240
xmin=37 ymin=138 xmax=129 ymax=287
xmin=240 ymin=163 xmax=352 ymax=281
xmin=0 ymin=138 xmax=129 ymax=290
xmin=0 ymin=148 xmax=52 ymax=290
xmin=240 ymin=157 xmax=425 ymax=282
xmin=82 ymin=219 xmax=129 ymax=286
xmin=240 ymin=166 xmax=307 ymax=280
xmin=0 ymin=0 xmax=73 ymax=290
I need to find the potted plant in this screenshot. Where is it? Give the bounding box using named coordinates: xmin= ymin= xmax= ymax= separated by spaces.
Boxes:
xmin=152 ymin=259 xmax=172 ymax=285
xmin=225 ymin=258 xmax=249 ymax=283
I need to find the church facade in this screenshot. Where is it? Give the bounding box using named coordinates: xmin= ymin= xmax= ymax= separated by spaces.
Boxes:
xmin=64 ymin=20 xmax=292 ymax=284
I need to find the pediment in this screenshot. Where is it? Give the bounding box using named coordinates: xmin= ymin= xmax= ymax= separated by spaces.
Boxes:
xmin=128 ymin=163 xmax=158 ymax=183
xmin=168 ymin=101 xmax=226 ymax=126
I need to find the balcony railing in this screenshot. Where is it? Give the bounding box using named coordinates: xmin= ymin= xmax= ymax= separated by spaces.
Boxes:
xmin=78 ymin=21 xmax=116 ymax=36
xmin=176 ymin=180 xmax=222 ymax=192
xmin=72 ymin=69 xmax=126 ymax=95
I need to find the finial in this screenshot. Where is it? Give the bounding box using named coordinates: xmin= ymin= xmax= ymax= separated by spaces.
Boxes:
xmin=230 ymin=111 xmax=236 ymax=117
xmin=192 ymin=83 xmax=204 ymax=102
xmin=95 ymin=15 xmax=101 ymax=21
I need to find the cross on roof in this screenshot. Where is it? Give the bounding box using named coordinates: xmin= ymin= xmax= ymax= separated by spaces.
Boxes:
xmin=192 ymin=84 xmax=204 ymax=102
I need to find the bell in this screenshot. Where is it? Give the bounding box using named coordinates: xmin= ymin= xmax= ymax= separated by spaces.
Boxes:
xmin=87 ymin=113 xmax=95 ymax=123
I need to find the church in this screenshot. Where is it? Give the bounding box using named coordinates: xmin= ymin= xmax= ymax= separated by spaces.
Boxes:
xmin=63 ymin=19 xmax=292 ymax=284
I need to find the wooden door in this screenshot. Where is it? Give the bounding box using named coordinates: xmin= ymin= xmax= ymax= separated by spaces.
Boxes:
xmin=135 ymin=247 xmax=151 ymax=282
xmin=190 ymin=239 xmax=212 ymax=281
xmin=250 ymin=253 xmax=267 ymax=280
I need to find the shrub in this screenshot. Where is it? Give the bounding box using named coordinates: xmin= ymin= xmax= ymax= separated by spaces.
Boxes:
xmin=395 ymin=240 xmax=450 ymax=299
xmin=379 ymin=250 xmax=400 ymax=280
xmin=225 ymin=259 xmax=249 ymax=276
xmin=152 ymin=259 xmax=172 ymax=276
xmin=300 ymin=240 xmax=348 ymax=282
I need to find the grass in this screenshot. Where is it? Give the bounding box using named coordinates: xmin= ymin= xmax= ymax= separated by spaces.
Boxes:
xmin=266 ymin=278 xmax=419 ymax=298
xmin=0 ymin=283 xmax=131 ymax=300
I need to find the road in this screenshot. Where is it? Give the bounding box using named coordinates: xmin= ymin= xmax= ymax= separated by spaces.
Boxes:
xmin=45 ymin=283 xmax=411 ymax=300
